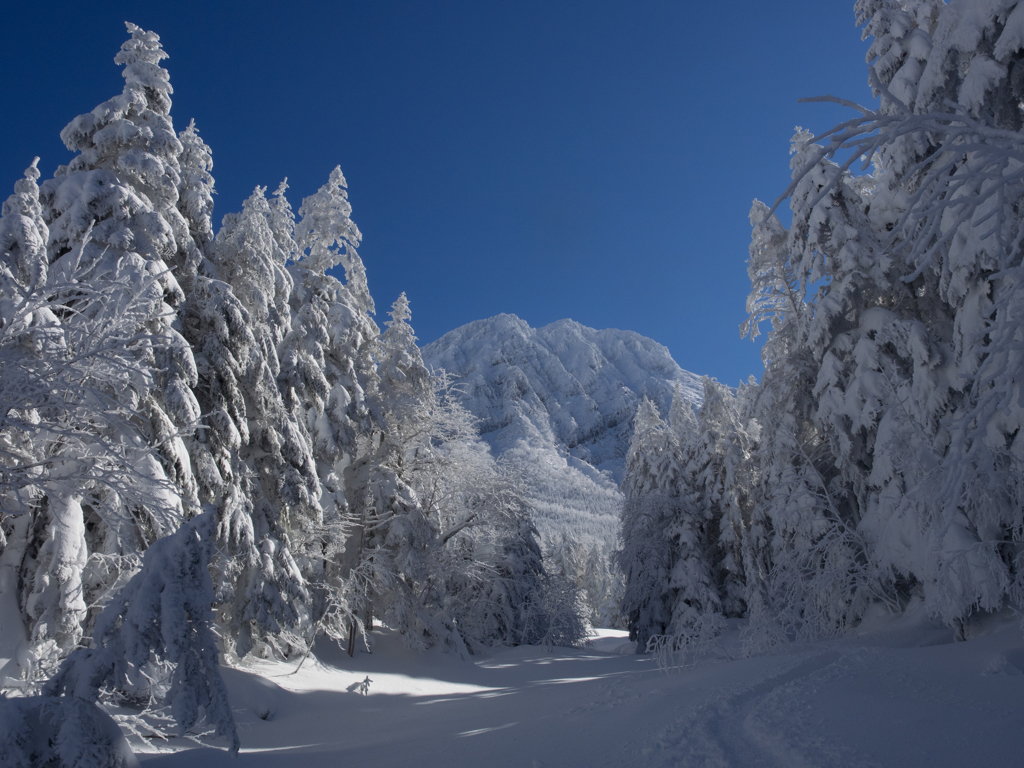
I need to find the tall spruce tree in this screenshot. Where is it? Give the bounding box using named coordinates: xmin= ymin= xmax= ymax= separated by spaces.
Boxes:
xmin=7 ymin=24 xmax=207 ymax=672
xmin=617 ymin=398 xmax=681 ymax=651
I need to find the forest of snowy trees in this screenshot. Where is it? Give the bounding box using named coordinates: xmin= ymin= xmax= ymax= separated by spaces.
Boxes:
xmin=620 ymin=0 xmax=1024 ymax=660
xmin=6 ymin=0 xmax=1024 ymax=763
xmin=0 ymin=23 xmax=586 ymax=760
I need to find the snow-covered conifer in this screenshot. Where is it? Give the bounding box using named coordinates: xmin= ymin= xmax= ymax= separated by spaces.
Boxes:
xmin=275 ymin=168 xmax=379 ymax=649
xmin=377 ymin=293 xmax=433 ymax=432
xmin=743 ymin=0 xmax=1024 ymax=637
xmin=687 ymin=379 xmax=755 ymax=619
xmin=177 ymin=120 xmax=216 ymax=256
xmin=0 ymin=158 xmax=48 ymax=292
xmin=208 ymin=186 xmax=322 ymax=656
xmin=42 ymin=510 xmax=239 ymax=760
xmin=35 ymin=22 xmax=201 ymax=523
xmin=617 ymin=399 xmax=682 ymax=650
xmin=0 ymin=215 xmax=195 ymax=680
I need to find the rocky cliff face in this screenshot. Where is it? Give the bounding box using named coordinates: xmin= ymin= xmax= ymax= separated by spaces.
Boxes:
xmin=422 ymin=314 xmax=702 ymax=546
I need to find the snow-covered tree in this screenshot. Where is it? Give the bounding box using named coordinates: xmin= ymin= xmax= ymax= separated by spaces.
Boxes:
xmin=176 ymin=120 xmax=216 ymax=257
xmin=277 ymin=168 xmax=379 ymax=651
xmin=850 ymin=0 xmax=1024 ymax=630
xmin=0 ymin=171 xmax=196 ymax=682
xmin=40 ymin=510 xmax=239 ymax=761
xmin=578 ymin=543 xmax=626 ymax=629
xmin=41 ymin=24 xmax=202 ymax=503
xmin=737 ymin=0 xmax=1024 ymax=642
xmin=213 ymin=187 xmax=319 ymax=521
xmin=617 ymin=399 xmax=684 ymax=650
xmin=205 ymin=186 xmax=321 ymax=657
xmin=377 ymin=293 xmax=433 ymax=431
xmin=289 ymin=166 xmax=378 ymax=462
xmin=6 ymin=24 xmax=207 ymax=671
xmin=685 ymin=379 xmax=757 ymax=619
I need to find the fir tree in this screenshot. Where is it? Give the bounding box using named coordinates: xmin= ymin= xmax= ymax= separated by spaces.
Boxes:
xmin=617 ymin=399 xmax=681 ymax=651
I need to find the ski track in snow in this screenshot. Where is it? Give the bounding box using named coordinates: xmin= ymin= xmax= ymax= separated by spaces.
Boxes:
xmin=639 ymin=650 xmax=879 ymax=768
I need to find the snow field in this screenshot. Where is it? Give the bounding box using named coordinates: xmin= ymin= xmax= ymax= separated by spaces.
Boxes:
xmin=132 ymin=610 xmax=1024 ymax=768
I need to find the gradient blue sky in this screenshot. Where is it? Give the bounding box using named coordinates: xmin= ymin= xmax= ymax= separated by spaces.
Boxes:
xmin=0 ymin=1 xmax=875 ymax=386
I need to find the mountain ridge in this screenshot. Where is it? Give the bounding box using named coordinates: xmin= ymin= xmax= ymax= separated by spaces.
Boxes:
xmin=422 ymin=313 xmax=703 ymax=547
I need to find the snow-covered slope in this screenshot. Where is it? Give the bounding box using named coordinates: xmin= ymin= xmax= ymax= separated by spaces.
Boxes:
xmin=422 ymin=314 xmax=702 ymax=546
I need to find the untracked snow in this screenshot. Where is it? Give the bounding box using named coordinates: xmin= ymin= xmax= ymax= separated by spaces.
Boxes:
xmin=127 ymin=605 xmax=1024 ymax=767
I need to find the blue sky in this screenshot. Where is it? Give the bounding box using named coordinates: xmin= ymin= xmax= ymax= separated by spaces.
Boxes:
xmin=0 ymin=1 xmax=875 ymax=386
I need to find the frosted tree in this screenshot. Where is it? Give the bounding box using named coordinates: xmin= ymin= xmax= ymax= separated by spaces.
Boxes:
xmin=0 ymin=161 xmax=50 ymax=493
xmin=168 ymin=122 xmax=296 ymax=656
xmin=617 ymin=398 xmax=683 ymax=651
xmin=287 ymin=166 xmax=377 ymax=494
xmin=547 ymin=533 xmax=586 ymax=593
xmin=741 ymin=141 xmax=900 ymax=644
xmin=0 ymin=172 xmax=200 ymax=686
xmin=279 ymin=167 xmax=379 ymax=650
xmin=342 ymin=295 xmax=447 ymax=650
xmin=737 ymin=0 xmax=1024 ymax=643
xmin=501 ymin=503 xmax=587 ymax=648
xmin=742 ymin=199 xmax=833 ymax=647
xmin=431 ymin=450 xmax=586 ymax=650
xmin=208 ymin=186 xmax=321 ymax=657
xmin=341 ymin=444 xmax=435 ymax=649
xmin=795 ymin=0 xmax=1024 ymax=631
xmin=683 ymin=379 xmax=756 ymax=619
xmin=349 ymin=296 xmax=586 ymax=652
xmin=290 ymin=166 xmax=377 ymax=459
xmin=0 ymin=158 xmax=47 ymax=293
xmin=213 ymin=187 xmax=319 ymax=520
xmin=41 ymin=24 xmax=203 ymax=503
xmin=176 ymin=120 xmax=216 ymax=256
xmin=852 ymin=0 xmax=1024 ymax=630
xmin=9 ymin=25 xmax=206 ymax=669
xmin=579 ymin=544 xmax=626 ymax=629
xmin=386 ymin=370 xmax=582 ymax=650
xmin=377 ymin=293 xmax=433 ymax=430
xmin=35 ymin=510 xmax=239 ymax=763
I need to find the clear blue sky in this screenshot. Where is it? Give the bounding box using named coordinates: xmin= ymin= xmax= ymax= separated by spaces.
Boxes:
xmin=0 ymin=1 xmax=874 ymax=386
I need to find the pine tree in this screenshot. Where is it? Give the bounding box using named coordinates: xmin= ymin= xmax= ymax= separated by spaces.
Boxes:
xmin=282 ymin=167 xmax=379 ymax=650
xmin=343 ymin=294 xmax=440 ymax=649
xmin=377 ymin=293 xmax=433 ymax=431
xmin=0 ymin=160 xmax=196 ymax=678
xmin=738 ymin=0 xmax=1024 ymax=642
xmin=617 ymin=398 xmax=682 ymax=651
xmin=686 ymin=379 xmax=756 ymax=619
xmin=41 ymin=510 xmax=239 ymax=759
xmin=208 ymin=186 xmax=321 ymax=657
xmin=42 ymin=24 xmax=203 ymax=497
xmin=28 ymin=26 xmax=203 ymax=654
xmin=176 ymin=120 xmax=216 ymax=257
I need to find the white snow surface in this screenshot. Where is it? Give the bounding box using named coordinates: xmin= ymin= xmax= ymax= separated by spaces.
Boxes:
xmin=129 ymin=603 xmax=1024 ymax=767
xmin=422 ymin=314 xmax=703 ymax=545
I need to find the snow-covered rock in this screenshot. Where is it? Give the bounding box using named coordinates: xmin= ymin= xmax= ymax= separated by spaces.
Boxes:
xmin=423 ymin=314 xmax=702 ymax=546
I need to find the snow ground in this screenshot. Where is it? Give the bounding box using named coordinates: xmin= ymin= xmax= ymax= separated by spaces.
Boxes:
xmin=132 ymin=605 xmax=1024 ymax=767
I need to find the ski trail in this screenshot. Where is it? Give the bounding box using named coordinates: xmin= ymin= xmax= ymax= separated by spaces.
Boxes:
xmin=640 ymin=650 xmax=879 ymax=768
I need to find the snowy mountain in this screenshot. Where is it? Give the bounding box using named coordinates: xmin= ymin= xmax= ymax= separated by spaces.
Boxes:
xmin=422 ymin=314 xmax=703 ymax=545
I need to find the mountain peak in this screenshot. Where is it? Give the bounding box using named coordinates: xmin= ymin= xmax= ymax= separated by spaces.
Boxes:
xmin=423 ymin=315 xmax=703 ymax=547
